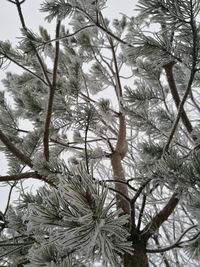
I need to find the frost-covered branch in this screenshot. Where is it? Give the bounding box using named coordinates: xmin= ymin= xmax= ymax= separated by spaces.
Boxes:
xmin=0 ymin=130 xmax=32 ymax=167
xmin=10 ymin=0 xmax=52 ymax=88
xmin=0 ymin=49 xmax=48 ymax=86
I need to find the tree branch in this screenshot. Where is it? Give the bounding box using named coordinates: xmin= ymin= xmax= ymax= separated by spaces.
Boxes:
xmin=15 ymin=0 xmax=52 ymax=88
xmin=137 ymin=194 xmax=147 ymax=232
xmin=43 ymin=20 xmax=61 ymax=161
xmin=35 ymin=25 xmax=95 ymax=49
xmin=0 ymin=130 xmax=32 ymax=167
xmin=111 ymin=113 xmax=130 ymax=214
xmin=142 ymin=192 xmax=179 ymax=240
xmin=0 ymin=172 xmax=39 ymax=182
xmin=146 ymin=225 xmax=199 ymax=253
xmin=130 ymin=180 xmax=150 ymax=205
xmin=163 ymin=1 xmax=199 ymax=152
xmin=0 ymin=50 xmax=48 ymax=86
xmin=108 ymin=186 xmax=130 ymax=204
xmin=164 ymin=68 xmax=197 ymax=152
xmin=0 ymin=171 xmax=56 ymax=188
xmin=163 ymin=62 xmax=193 ymax=135
xmin=84 ymin=109 xmax=90 ymax=174
xmin=3 ymin=182 xmax=16 ymax=216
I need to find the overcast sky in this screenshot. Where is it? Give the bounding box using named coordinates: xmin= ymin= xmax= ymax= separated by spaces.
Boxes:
xmin=0 ymin=0 xmax=137 ymax=211
xmin=0 ymin=0 xmax=136 ymax=42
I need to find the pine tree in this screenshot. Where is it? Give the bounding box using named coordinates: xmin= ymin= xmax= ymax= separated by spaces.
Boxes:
xmin=1 ymin=0 xmax=200 ymax=266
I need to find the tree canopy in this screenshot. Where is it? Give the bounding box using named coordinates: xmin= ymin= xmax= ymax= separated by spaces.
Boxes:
xmin=1 ymin=0 xmax=200 ymax=266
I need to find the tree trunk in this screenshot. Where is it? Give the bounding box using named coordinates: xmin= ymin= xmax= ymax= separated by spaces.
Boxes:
xmin=123 ymin=246 xmax=149 ymax=267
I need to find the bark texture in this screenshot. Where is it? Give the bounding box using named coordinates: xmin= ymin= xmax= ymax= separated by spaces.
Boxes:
xmin=111 ymin=113 xmax=130 ymax=214
xmin=124 ymin=246 xmax=149 ymax=267
xmin=111 ymin=151 xmax=130 ymax=213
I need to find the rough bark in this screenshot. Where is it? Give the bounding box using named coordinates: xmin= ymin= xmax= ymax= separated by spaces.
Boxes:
xmin=124 ymin=244 xmax=149 ymax=267
xmin=143 ymin=192 xmax=179 ymax=240
xmin=111 ymin=151 xmax=130 ymax=214
xmin=111 ymin=113 xmax=130 ymax=214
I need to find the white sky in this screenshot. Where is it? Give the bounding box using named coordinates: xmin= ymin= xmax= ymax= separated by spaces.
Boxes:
xmin=0 ymin=0 xmax=138 ymax=211
xmin=0 ymin=0 xmax=136 ymax=42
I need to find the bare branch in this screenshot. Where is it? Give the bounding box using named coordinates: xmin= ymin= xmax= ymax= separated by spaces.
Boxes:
xmin=43 ymin=21 xmax=61 ymax=161
xmin=0 ymin=171 xmax=56 ymax=188
xmin=84 ymin=109 xmax=90 ymax=174
xmin=0 ymin=172 xmax=39 ymax=182
xmin=107 ymin=186 xmax=130 ymax=204
xmin=146 ymin=225 xmax=199 ymax=253
xmin=164 ymin=68 xmax=197 ymax=152
xmin=3 ymin=182 xmax=16 ymax=216
xmin=163 ymin=62 xmax=193 ymax=135
xmin=137 ymin=194 xmax=147 ymax=232
xmin=130 ymin=180 xmax=150 ymax=205
xmin=111 ymin=113 xmax=130 ymax=214
xmin=142 ymin=192 xmax=179 ymax=240
xmin=104 ymin=179 xmax=136 ymax=191
xmin=164 ymin=2 xmax=199 ymax=152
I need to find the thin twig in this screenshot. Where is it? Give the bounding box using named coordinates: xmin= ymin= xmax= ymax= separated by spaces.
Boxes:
xmin=130 ymin=179 xmax=150 ymax=205
xmin=0 ymin=50 xmax=48 ymax=86
xmin=104 ymin=179 xmax=136 ymax=191
xmin=146 ymin=225 xmax=199 ymax=253
xmin=137 ymin=194 xmax=147 ymax=232
xmin=84 ymin=110 xmax=90 ymax=174
xmin=15 ymin=0 xmax=52 ymax=88
xmin=35 ymin=25 xmax=95 ymax=49
xmin=3 ymin=182 xmax=16 ymax=216
xmin=108 ymin=187 xmax=130 ymax=204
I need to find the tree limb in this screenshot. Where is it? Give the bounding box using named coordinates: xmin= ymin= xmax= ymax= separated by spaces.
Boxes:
xmin=0 ymin=172 xmax=39 ymax=182
xmin=0 ymin=171 xmax=56 ymax=188
xmin=137 ymin=194 xmax=147 ymax=232
xmin=146 ymin=225 xmax=199 ymax=253
xmin=0 ymin=130 xmax=32 ymax=167
xmin=142 ymin=192 xmax=179 ymax=240
xmin=111 ymin=113 xmax=130 ymax=214
xmin=164 ymin=68 xmax=196 ymax=152
xmin=163 ymin=2 xmax=198 ymax=151
xmin=163 ymin=62 xmax=193 ymax=135
xmin=43 ymin=20 xmax=61 ymax=161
